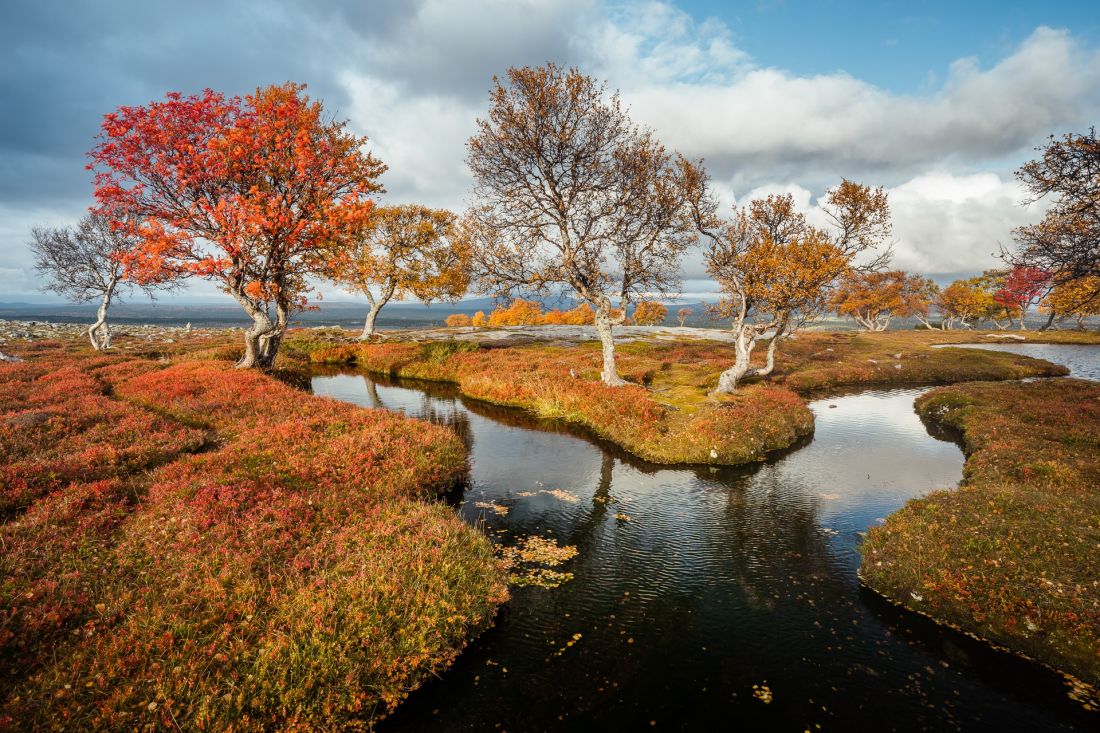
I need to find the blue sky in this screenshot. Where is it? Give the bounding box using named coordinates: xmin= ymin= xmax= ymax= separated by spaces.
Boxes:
xmin=1 ymin=0 xmax=1098 ymax=303
xmin=685 ymin=0 xmax=1099 ymax=90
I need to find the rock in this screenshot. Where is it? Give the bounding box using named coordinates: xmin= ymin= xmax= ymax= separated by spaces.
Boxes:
xmin=4 ymin=411 xmax=54 ymax=427
xmin=0 ymin=351 xmax=23 ymax=363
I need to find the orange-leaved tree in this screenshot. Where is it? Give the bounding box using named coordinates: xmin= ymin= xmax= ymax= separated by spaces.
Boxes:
xmin=471 ymin=310 xmax=489 ymax=327
xmin=324 ymin=205 xmax=469 ymax=339
xmin=89 ymin=83 xmax=386 ymax=368
xmin=464 ymin=64 xmax=705 ymax=386
xmin=632 ymin=301 xmax=667 ymax=326
xmin=676 ymin=307 xmax=692 ymax=327
xmin=831 ymin=270 xmax=939 ymax=331
xmin=1041 ymin=275 xmax=1100 ymax=330
xmin=690 ymin=185 xmax=886 ymax=392
xmin=936 ymin=273 xmax=1013 ymax=329
xmin=445 ymin=313 xmax=472 ymax=327
xmin=487 ymin=298 xmax=544 ymax=326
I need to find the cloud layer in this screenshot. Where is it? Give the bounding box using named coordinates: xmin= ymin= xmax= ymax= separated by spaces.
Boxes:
xmin=2 ymin=0 xmax=1097 ymax=300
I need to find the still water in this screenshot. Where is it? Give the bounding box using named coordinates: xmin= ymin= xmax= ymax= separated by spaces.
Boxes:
xmin=312 ymin=349 xmax=1097 ymax=732
xmin=935 ymin=342 xmax=1100 ymax=381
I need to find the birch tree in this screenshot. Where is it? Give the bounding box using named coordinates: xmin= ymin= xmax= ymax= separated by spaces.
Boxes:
xmin=89 ymin=83 xmax=385 ymax=368
xmin=689 ymin=182 xmax=892 ymax=392
xmin=463 ymin=64 xmax=705 ymax=386
xmin=325 ymin=205 xmax=470 ymax=339
xmin=30 ymin=213 xmax=173 ymax=350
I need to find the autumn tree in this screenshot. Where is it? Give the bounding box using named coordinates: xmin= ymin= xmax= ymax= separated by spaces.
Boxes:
xmin=1008 ymin=128 xmax=1100 ymax=310
xmin=992 ymin=265 xmax=1050 ymax=330
xmin=632 ymin=301 xmax=668 ymax=326
xmin=936 ymin=273 xmax=1012 ymax=329
xmin=89 ymin=83 xmax=385 ymax=368
xmin=831 ymin=270 xmax=939 ymax=331
xmin=690 ymin=184 xmax=889 ymax=393
xmin=676 ymin=307 xmax=692 ymax=327
xmin=30 ymin=212 xmax=177 ymax=350
xmin=324 ymin=205 xmax=469 ymax=339
xmin=463 ymin=64 xmax=705 ymax=386
xmin=445 ymin=313 xmax=472 ymax=327
xmin=488 ymin=298 xmax=544 ymax=326
xmin=472 ymin=310 xmax=489 ymax=327
xmin=1041 ymin=276 xmax=1100 ymax=330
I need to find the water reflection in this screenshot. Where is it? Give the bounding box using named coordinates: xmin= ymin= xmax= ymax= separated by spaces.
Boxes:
xmin=935 ymin=342 xmax=1100 ymax=381
xmin=311 ymin=371 xmax=1096 ymax=731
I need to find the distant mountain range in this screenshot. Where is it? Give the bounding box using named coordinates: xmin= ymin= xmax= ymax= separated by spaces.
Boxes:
xmin=0 ymin=298 xmax=723 ymax=329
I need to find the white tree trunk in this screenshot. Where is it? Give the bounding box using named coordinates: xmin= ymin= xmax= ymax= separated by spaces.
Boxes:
xmin=235 ymin=297 xmax=288 ymax=370
xmin=359 ymin=283 xmax=394 ymax=340
xmin=87 ymin=278 xmax=116 ymax=351
xmin=594 ymin=302 xmax=627 ymax=386
xmin=360 ymin=302 xmax=382 ymax=340
xmin=713 ymin=323 xmax=758 ymax=394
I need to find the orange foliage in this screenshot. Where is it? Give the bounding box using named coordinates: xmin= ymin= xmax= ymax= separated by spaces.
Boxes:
xmin=471 ymin=310 xmax=488 ymax=327
xmin=445 ymin=313 xmax=472 ymax=327
xmin=89 ymin=83 xmax=386 ymax=367
xmin=0 ymin=350 xmax=506 ymax=730
xmin=542 ymin=303 xmax=596 ymax=325
xmin=831 ymin=270 xmax=938 ymax=330
xmin=632 ymin=301 xmax=668 ymax=326
xmin=487 ymin=298 xmax=544 ymax=326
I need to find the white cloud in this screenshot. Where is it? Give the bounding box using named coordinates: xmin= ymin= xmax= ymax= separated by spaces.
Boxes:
xmin=8 ymin=0 xmax=1099 ymax=301
xmin=883 ymin=172 xmax=1042 ymax=274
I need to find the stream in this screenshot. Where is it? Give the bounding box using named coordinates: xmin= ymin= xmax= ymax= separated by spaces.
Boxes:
xmin=312 ymin=344 xmax=1099 ymax=731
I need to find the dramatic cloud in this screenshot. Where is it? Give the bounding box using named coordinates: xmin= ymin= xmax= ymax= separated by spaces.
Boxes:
xmin=1 ymin=0 xmax=1097 ymax=300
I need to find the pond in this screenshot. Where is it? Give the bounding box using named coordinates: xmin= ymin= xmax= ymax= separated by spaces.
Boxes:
xmin=311 ymin=345 xmax=1098 ymax=731
xmin=934 ymin=342 xmax=1100 ymax=381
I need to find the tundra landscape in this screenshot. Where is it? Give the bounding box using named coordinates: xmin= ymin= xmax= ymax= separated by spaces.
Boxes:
xmin=2 ymin=1 xmax=1099 ymax=730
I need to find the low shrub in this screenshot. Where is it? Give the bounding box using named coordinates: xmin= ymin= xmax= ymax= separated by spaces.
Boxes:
xmin=862 ymin=378 xmax=1100 ymax=688
xmin=0 ymin=351 xmax=508 ymax=731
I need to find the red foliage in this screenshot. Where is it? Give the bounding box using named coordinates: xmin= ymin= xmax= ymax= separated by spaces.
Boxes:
xmin=2 ymin=353 xmax=506 ymax=731
xmin=0 ymin=361 xmax=206 ymax=515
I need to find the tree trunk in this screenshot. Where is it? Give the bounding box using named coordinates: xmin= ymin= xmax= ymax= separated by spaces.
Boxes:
xmin=594 ymin=303 xmax=628 ymax=386
xmin=235 ymin=298 xmax=288 ymax=370
xmin=359 ymin=285 xmax=394 ymax=341
xmin=915 ymin=314 xmax=935 ymax=330
xmin=1018 ymin=305 xmax=1028 ymax=331
xmin=360 ymin=302 xmax=383 ymax=340
xmin=87 ymin=278 xmax=116 ymax=351
xmin=713 ymin=323 xmax=757 ymax=394
xmin=1039 ymin=309 xmax=1056 ymax=331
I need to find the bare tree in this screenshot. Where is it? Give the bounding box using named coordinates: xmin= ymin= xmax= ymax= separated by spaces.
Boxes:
xmin=1007 ymin=128 xmax=1100 ymax=309
xmin=29 ymin=213 xmax=172 ymax=350
xmin=463 ymin=64 xmax=706 ymax=386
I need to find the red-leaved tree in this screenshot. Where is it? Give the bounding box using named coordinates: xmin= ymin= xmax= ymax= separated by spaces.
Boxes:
xmin=993 ymin=266 xmax=1050 ymax=330
xmin=89 ymin=83 xmax=386 ymax=367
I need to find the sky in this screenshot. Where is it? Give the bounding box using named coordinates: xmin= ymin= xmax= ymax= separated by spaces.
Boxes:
xmin=2 ymin=0 xmax=1098 ymax=303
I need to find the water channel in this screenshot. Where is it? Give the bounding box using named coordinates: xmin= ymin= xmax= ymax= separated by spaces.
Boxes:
xmin=312 ymin=344 xmax=1098 ymax=731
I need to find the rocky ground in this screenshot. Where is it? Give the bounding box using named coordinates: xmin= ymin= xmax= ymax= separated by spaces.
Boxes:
xmin=0 ymin=319 xmax=236 ymax=352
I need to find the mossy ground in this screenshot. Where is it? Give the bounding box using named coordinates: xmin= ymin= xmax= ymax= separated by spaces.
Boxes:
xmin=0 ymin=340 xmax=507 ymax=731
xmin=296 ymin=327 xmax=1076 ymax=465
xmin=861 ymin=378 xmax=1100 ymax=694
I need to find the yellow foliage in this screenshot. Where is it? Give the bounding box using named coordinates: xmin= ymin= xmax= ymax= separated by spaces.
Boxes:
xmin=445 ymin=313 xmax=472 ymax=327
xmin=488 ymin=298 xmax=544 ymax=326
xmin=632 ymin=301 xmax=668 ymax=326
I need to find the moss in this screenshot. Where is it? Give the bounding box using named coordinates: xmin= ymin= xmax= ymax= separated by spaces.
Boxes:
xmin=861 ymin=378 xmax=1100 ymax=690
